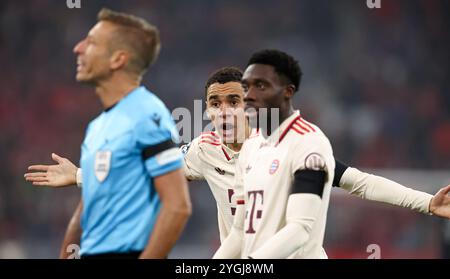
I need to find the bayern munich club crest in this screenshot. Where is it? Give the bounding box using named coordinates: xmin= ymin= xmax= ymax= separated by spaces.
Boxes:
xmin=269 ymin=159 xmax=280 ymax=175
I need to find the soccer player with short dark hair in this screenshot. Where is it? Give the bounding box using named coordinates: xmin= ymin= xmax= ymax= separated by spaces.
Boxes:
xmin=228 ymin=49 xmax=336 ymax=258
xmin=181 ymin=67 xmax=248 ymax=242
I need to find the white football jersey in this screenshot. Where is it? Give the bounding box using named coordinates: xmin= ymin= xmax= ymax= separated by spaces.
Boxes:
xmin=237 ymin=111 xmax=335 ymax=258
xmin=181 ymin=131 xmax=242 ymax=242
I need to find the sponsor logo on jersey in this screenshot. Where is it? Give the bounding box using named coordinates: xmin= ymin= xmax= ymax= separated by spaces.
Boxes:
xmin=215 ymin=167 xmax=226 ymax=175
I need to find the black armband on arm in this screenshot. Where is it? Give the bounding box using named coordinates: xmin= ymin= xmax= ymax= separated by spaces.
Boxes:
xmin=292 ymin=170 xmax=326 ymax=197
xmin=142 ymin=139 xmax=177 ymax=160
xmin=332 ymin=160 xmax=349 ymax=187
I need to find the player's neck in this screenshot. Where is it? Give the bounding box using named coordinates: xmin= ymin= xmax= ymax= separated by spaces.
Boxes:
xmin=226 ymin=121 xmax=252 ymax=152
xmin=261 ymin=108 xmax=294 ymax=137
xmin=225 ymin=117 xmax=252 ymax=152
xmin=95 ymin=75 xmax=141 ymax=109
xmin=226 ymin=142 xmax=242 ymax=152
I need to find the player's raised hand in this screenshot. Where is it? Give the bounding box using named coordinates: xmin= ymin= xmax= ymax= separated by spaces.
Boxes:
xmin=24 ymin=153 xmax=78 ymax=187
xmin=429 ymin=185 xmax=450 ymax=218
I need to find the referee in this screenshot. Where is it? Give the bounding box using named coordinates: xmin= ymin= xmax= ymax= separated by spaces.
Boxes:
xmin=58 ymin=8 xmax=191 ymax=259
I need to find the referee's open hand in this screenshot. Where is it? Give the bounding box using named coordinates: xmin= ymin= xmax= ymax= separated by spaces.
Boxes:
xmin=24 ymin=153 xmax=78 ymax=187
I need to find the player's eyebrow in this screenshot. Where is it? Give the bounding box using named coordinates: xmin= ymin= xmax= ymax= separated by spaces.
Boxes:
xmin=207 ymin=95 xmax=220 ymax=101
xmin=253 ymin=78 xmax=269 ymax=84
xmin=226 ymin=94 xmax=242 ymax=100
xmin=242 ymin=77 xmax=268 ymax=85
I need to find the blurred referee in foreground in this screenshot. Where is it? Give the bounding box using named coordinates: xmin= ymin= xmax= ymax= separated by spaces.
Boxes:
xmin=27 ymin=8 xmax=192 ymax=259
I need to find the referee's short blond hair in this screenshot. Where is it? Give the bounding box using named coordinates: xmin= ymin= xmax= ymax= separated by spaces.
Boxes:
xmin=98 ymin=8 xmax=161 ymax=75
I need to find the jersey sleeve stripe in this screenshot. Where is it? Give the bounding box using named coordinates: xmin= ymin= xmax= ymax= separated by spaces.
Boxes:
xmin=294 ymin=121 xmax=311 ymax=133
xmin=291 ymin=126 xmax=305 ymax=135
xmin=200 ymin=134 xmax=221 ymax=143
xmin=199 ymin=140 xmax=221 ymax=146
xmin=201 ymin=131 xmax=220 ymax=139
xmin=299 ymin=118 xmax=316 ymax=132
xmin=276 ymin=115 xmax=301 ymax=146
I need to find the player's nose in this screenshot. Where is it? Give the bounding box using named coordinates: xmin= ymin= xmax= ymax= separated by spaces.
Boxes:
xmin=218 ymin=106 xmax=233 ymax=119
xmin=244 ymin=88 xmax=256 ymax=104
xmin=73 ymin=39 xmax=86 ymax=54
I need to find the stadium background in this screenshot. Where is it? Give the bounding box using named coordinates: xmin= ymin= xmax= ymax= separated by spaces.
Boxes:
xmin=0 ymin=0 xmax=449 ymax=258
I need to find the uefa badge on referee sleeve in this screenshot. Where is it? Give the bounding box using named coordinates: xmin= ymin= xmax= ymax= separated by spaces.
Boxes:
xmin=94 ymin=150 xmax=112 ymax=182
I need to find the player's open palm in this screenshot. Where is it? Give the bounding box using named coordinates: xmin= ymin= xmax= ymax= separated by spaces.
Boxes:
xmin=429 ymin=185 xmax=450 ymax=219
xmin=24 ymin=153 xmax=78 ymax=187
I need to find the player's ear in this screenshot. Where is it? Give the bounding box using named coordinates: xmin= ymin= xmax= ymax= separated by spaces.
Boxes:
xmin=284 ymin=85 xmax=295 ymax=99
xmin=110 ymin=50 xmax=128 ymax=71
xmin=205 ymin=109 xmax=211 ymax=120
xmin=205 ymin=101 xmax=212 ymax=120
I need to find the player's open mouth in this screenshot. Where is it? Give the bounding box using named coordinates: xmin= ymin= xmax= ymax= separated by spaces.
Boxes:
xmin=77 ymin=59 xmax=86 ymax=71
xmin=222 ymin=123 xmax=233 ymax=131
xmin=77 ymin=62 xmax=84 ymax=72
xmin=219 ymin=123 xmax=234 ymax=138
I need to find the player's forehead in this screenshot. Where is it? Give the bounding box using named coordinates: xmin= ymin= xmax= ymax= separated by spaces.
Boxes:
xmin=242 ymin=64 xmax=279 ymax=84
xmin=87 ymin=21 xmax=116 ymax=42
xmin=206 ymin=81 xmax=244 ymax=101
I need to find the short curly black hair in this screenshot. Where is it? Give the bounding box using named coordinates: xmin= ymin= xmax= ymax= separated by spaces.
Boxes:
xmin=247 ymin=49 xmax=302 ymax=91
xmin=205 ymin=67 xmax=243 ymax=99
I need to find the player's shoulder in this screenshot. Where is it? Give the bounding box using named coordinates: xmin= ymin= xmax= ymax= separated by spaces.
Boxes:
xmin=121 ymin=87 xmax=179 ymax=145
xmin=131 ymin=86 xmax=161 ymax=103
xmin=122 ymin=87 xmax=169 ymax=119
xmin=181 ymin=135 xmax=201 ymax=156
xmin=286 ymin=117 xmax=334 ymax=172
xmin=248 ymin=128 xmax=262 ymax=139
xmin=288 ymin=117 xmax=328 ymax=139
xmin=139 ymin=88 xmax=171 ymax=116
xmin=128 ymin=87 xmax=176 ymax=129
xmin=286 ymin=117 xmax=332 ymax=150
xmin=181 ymin=132 xmax=222 ymax=154
xmin=197 ymin=131 xmax=222 ymax=148
xmin=243 ymin=129 xmax=263 ymax=146
xmin=238 ymin=129 xmax=263 ymax=160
